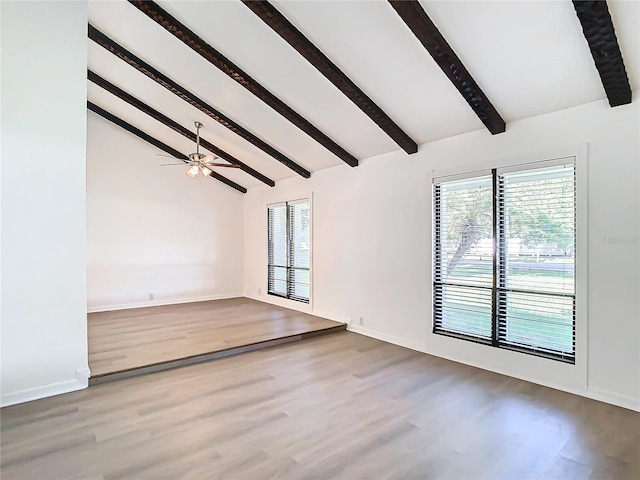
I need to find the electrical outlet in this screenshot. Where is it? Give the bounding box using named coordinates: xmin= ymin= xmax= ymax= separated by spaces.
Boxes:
xmin=148 ymin=292 xmax=154 ymax=300
xmin=258 ymin=288 xmax=262 ymax=295
xmin=359 ymin=316 xmax=364 ymax=326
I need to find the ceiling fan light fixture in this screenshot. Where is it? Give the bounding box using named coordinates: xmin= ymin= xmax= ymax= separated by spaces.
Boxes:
xmin=187 ymin=165 xmax=199 ymax=177
xmin=160 ymin=122 xmax=222 ymax=179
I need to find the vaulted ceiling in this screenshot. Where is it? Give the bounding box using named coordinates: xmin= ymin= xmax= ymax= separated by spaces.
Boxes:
xmin=87 ymin=0 xmax=639 ymax=192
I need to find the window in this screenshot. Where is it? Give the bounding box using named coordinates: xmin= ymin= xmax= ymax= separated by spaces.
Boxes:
xmin=433 ymin=160 xmax=576 ymax=362
xmin=268 ymin=199 xmax=311 ymax=303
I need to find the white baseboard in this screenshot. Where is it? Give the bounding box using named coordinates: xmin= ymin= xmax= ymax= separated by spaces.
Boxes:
xmin=75 ymin=367 xmax=91 ymax=385
xmin=347 ymin=324 xmax=427 ymax=353
xmin=1 ymin=376 xmax=88 ymax=408
xmin=586 ymin=386 xmax=640 ymax=412
xmin=312 ymin=309 xmax=351 ymax=324
xmin=244 ymin=293 xmax=313 ymax=314
xmin=87 ymin=293 xmax=243 ymax=313
xmin=346 ymin=324 xmax=639 ymax=412
xmin=431 ymin=351 xmax=640 ymax=413
xmin=244 ymin=293 xmax=267 ymax=304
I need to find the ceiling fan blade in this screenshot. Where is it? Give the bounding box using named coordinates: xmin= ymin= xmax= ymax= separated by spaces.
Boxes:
xmin=157 ymin=153 xmax=181 ymax=159
xmin=204 ymin=162 xmax=241 ymax=168
xmin=160 ymin=163 xmax=189 ymax=166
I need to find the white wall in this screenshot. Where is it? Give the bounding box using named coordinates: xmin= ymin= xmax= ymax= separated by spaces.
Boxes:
xmin=1 ymin=2 xmax=636 ymax=412
xmin=244 ymin=96 xmax=640 ymax=411
xmin=1 ymin=1 xmax=89 ymax=406
xmin=86 ymin=113 xmax=245 ymax=311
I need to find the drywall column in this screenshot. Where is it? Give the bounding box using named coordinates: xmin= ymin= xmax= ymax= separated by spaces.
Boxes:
xmin=1 ymin=1 xmax=89 ymax=405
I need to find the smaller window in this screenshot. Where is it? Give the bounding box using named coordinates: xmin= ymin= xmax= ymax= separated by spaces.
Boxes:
xmin=268 ymin=199 xmax=311 ymax=303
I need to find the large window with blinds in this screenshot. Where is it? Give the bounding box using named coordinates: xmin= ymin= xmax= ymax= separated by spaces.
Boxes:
xmin=268 ymin=199 xmax=311 ymax=303
xmin=433 ymin=159 xmax=576 ymax=362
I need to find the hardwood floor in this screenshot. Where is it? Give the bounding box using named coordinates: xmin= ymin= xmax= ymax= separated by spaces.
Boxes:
xmin=2 ymin=331 xmax=639 ymax=479
xmin=88 ymin=298 xmax=344 ymax=378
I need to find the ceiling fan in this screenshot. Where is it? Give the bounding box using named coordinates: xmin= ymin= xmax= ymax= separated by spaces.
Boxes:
xmin=160 ymin=121 xmax=240 ymax=178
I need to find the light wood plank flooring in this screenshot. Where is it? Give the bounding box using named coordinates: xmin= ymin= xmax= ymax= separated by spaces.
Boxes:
xmin=2 ymin=331 xmax=639 ymax=479
xmin=88 ymin=298 xmax=344 ymax=378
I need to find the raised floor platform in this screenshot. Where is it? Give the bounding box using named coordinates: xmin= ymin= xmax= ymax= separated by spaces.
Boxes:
xmin=88 ymin=297 xmax=345 ymax=384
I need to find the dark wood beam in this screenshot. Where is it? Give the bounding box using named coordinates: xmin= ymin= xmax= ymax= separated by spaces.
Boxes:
xmin=242 ymin=1 xmax=418 ymax=155
xmin=127 ymin=0 xmax=359 ymax=167
xmin=88 ymin=25 xmax=310 ymax=178
xmin=388 ymin=0 xmax=506 ymax=135
xmin=87 ymin=102 xmax=247 ymax=193
xmin=573 ymin=1 xmax=632 ymax=107
xmin=88 ymin=71 xmax=275 ymax=187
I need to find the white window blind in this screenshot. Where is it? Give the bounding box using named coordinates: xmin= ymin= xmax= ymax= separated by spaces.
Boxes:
xmin=433 ymin=162 xmax=576 ymax=362
xmin=268 ymin=199 xmax=310 ymax=303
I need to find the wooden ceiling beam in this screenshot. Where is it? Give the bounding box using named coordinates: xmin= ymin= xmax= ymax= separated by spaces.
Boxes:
xmin=88 ymin=70 xmax=275 ymax=187
xmin=243 ymin=0 xmax=418 ymax=155
xmin=388 ymin=0 xmax=506 ymax=135
xmin=128 ymin=0 xmax=359 ymax=167
xmin=88 ymin=25 xmax=310 ymax=179
xmin=573 ymin=0 xmax=632 ymax=107
xmin=87 ymin=102 xmax=247 ymax=193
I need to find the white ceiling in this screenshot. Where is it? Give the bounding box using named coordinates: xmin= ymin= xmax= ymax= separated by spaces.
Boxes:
xmin=87 ymin=0 xmax=640 ymax=190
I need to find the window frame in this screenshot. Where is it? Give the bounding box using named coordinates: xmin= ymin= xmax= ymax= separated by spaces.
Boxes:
xmin=430 ymin=149 xmax=587 ymax=367
xmin=267 ymin=197 xmax=312 ymax=304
